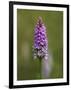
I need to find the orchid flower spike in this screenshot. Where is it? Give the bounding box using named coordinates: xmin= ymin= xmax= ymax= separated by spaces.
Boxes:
xmin=33 ymin=17 xmax=48 ymax=60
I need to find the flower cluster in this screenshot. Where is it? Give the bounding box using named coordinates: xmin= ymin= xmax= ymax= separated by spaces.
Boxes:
xmin=33 ymin=17 xmax=48 ymax=59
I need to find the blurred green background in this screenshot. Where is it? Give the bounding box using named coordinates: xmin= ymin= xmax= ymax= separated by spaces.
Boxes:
xmin=17 ymin=9 xmax=63 ymax=80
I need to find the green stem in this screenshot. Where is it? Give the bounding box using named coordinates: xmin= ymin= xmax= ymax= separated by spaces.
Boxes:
xmin=39 ymin=59 xmax=42 ymax=79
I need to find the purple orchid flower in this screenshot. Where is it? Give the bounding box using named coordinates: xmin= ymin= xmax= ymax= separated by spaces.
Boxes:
xmin=33 ymin=17 xmax=48 ymax=59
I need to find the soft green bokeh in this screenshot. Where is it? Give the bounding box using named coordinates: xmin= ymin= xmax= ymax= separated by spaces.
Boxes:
xmin=17 ymin=9 xmax=63 ymax=80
